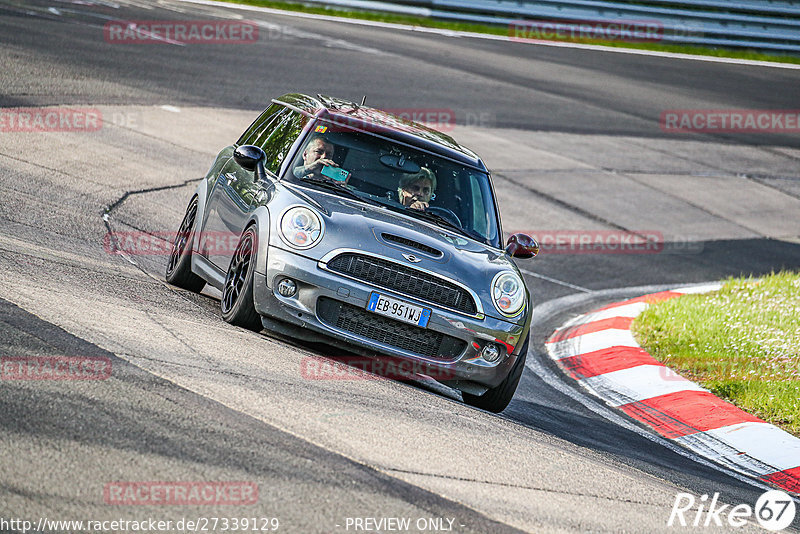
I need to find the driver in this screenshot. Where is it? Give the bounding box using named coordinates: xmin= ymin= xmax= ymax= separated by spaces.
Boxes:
xmin=293 ymin=134 xmax=339 ymax=179
xmin=398 ymin=167 xmax=436 ymax=211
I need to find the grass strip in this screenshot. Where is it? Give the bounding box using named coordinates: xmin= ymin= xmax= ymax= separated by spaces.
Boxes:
xmin=633 ymin=271 xmax=800 ymax=437
xmin=222 ymin=0 xmax=800 ymax=65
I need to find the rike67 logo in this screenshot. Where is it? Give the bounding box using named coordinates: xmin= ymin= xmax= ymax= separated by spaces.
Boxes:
xmin=668 ymin=490 xmax=796 ymax=531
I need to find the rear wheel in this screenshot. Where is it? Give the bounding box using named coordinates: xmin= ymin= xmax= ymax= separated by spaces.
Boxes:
xmin=462 ymin=334 xmax=529 ymax=413
xmin=165 ymin=197 xmax=206 ymax=292
xmin=221 ymin=226 xmax=262 ymax=331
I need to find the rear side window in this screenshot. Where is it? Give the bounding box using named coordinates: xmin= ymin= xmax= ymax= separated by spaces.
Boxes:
xmin=237 ymin=103 xmax=284 ymax=146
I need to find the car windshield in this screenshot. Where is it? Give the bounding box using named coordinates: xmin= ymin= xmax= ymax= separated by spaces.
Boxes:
xmin=286 ymin=122 xmax=501 ymax=247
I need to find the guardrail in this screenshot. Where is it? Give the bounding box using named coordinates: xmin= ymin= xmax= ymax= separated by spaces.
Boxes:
xmin=307 ymin=0 xmax=800 ymax=53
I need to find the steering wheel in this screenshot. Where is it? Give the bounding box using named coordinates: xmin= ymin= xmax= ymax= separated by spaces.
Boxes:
xmin=425 ymin=206 xmax=462 ymax=228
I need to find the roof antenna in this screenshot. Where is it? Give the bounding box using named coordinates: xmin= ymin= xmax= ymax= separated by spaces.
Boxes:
xmin=360 ymin=95 xmax=367 ymax=106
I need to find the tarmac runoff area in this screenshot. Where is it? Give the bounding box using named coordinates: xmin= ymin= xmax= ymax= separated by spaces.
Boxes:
xmin=547 ymin=284 xmax=800 ymax=495
xmin=1 ymin=104 xmax=799 ymax=532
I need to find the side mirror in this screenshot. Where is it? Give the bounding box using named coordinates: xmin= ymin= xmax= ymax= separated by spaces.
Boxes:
xmin=234 ymin=145 xmax=268 ymax=182
xmin=505 ymin=233 xmax=538 ymax=259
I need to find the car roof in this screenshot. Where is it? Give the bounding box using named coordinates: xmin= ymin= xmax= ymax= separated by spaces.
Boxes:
xmin=273 ymin=93 xmax=487 ymax=172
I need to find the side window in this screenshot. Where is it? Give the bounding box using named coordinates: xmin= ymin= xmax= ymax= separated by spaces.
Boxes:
xmin=252 ymin=108 xmax=291 ymax=150
xmin=260 ymin=111 xmax=309 ymax=176
xmin=470 ymin=174 xmax=490 ymax=239
xmin=237 ymin=103 xmax=284 ymax=146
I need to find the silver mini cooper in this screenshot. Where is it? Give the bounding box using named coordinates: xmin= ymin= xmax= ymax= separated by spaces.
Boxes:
xmin=166 ymin=93 xmax=538 ymax=412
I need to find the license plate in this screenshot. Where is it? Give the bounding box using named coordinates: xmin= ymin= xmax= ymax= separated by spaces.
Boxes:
xmin=367 ymin=292 xmax=431 ymax=328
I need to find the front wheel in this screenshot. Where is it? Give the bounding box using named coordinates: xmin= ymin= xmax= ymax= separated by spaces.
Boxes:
xmin=462 ymin=334 xmax=529 ymax=413
xmin=165 ymin=196 xmax=206 ymax=292
xmin=221 ymin=226 xmax=262 ymax=331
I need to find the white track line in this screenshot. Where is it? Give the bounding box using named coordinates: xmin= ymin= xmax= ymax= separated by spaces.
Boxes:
xmin=518 ymin=268 xmax=593 ymax=293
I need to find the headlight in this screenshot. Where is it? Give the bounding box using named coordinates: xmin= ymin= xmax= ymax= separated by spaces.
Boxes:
xmin=279 ymin=206 xmax=324 ymax=249
xmin=491 ymin=272 xmax=525 ymax=316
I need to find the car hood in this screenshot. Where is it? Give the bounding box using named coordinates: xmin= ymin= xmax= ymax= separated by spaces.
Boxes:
xmin=281 ymin=185 xmax=526 ymax=323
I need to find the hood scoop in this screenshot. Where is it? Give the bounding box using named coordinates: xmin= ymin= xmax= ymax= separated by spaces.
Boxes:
xmin=381 ymin=233 xmax=443 ymax=258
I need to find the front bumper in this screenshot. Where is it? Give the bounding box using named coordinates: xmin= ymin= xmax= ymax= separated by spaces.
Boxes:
xmin=252 ymin=245 xmax=528 ymax=390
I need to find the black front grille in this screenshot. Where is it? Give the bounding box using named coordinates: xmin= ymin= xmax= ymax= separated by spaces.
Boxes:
xmin=381 ymin=233 xmax=442 ymax=257
xmin=317 ymin=297 xmax=467 ymax=361
xmin=325 ymin=253 xmax=477 ymax=315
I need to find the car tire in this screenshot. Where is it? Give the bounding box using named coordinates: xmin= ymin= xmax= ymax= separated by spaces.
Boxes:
xmin=462 ymin=334 xmax=529 ymax=413
xmin=165 ymin=196 xmax=206 ymax=292
xmin=220 ymin=225 xmax=262 ymax=332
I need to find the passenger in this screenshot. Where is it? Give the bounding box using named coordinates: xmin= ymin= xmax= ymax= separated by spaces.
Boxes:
xmin=398 ymin=167 xmax=436 ymax=211
xmin=294 ymin=134 xmax=338 ymax=179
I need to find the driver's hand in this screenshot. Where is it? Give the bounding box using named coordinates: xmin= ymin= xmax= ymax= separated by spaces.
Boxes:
xmin=409 ymin=200 xmax=428 ymax=211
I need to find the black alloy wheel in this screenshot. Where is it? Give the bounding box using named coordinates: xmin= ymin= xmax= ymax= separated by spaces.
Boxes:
xmin=221 ymin=226 xmax=262 ymax=331
xmin=165 ymin=197 xmax=206 ymax=292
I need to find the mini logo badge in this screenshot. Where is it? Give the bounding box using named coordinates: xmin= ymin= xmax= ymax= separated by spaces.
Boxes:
xmin=402 ymin=253 xmax=421 ymax=263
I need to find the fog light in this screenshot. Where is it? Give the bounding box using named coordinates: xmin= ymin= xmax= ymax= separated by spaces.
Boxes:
xmin=481 ymin=344 xmax=501 ymax=363
xmin=277 ymin=278 xmax=297 ymax=298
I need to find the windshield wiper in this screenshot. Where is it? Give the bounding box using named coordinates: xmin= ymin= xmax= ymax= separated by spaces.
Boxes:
xmin=299 ymin=176 xmax=380 ymax=206
xmin=405 ymin=208 xmax=480 ymax=241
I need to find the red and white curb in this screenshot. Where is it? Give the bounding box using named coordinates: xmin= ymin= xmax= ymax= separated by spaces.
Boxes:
xmin=546 ymin=283 xmax=800 ymax=495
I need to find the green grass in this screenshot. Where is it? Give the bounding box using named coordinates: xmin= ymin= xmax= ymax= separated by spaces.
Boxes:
xmin=223 ymin=0 xmax=800 ymax=64
xmin=632 ymin=272 xmax=800 ymax=436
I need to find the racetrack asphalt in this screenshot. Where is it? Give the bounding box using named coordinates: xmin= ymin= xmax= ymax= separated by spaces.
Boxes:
xmin=1 ymin=0 xmax=799 ymax=532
